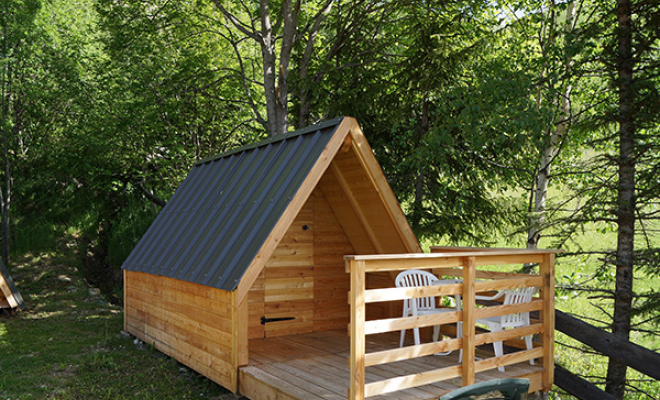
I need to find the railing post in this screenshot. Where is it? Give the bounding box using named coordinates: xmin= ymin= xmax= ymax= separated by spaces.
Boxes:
xmin=349 ymin=259 xmax=366 ymax=400
xmin=539 ymin=253 xmax=556 ymax=391
xmin=461 ymin=256 xmax=476 ymax=387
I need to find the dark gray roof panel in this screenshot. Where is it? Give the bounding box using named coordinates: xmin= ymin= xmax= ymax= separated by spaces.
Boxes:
xmin=122 ymin=118 xmax=344 ymax=291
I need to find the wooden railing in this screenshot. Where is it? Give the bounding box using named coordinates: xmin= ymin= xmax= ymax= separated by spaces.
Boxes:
xmin=549 ymin=309 xmax=660 ymax=399
xmin=346 ymin=248 xmax=559 ymax=399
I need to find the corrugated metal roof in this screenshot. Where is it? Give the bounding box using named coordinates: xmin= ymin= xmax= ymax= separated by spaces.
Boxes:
xmin=0 ymin=260 xmax=25 ymax=309
xmin=122 ymin=117 xmax=345 ymax=291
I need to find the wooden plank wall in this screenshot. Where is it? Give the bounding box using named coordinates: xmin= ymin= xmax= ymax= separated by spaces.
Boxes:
xmin=124 ymin=271 xmax=239 ymax=392
xmin=313 ymin=189 xmax=355 ymax=332
xmin=0 ymin=294 xmax=10 ymax=308
xmin=0 ymin=275 xmax=18 ymax=309
xmin=248 ymin=188 xmax=355 ymax=340
xmin=332 ymin=149 xmax=411 ymax=254
xmin=318 ymin=152 xmax=411 ymax=321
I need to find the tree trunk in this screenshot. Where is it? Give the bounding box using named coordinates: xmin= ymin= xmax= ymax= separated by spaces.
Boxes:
xmin=259 ymin=0 xmax=299 ymax=137
xmin=259 ymin=0 xmax=280 ymax=136
xmin=0 ymin=46 xmax=11 ymax=266
xmin=411 ymin=100 xmax=430 ymax=233
xmin=297 ymin=0 xmax=334 ymax=128
xmin=606 ymin=0 xmax=635 ymax=398
xmin=527 ymin=1 xmax=574 ymax=251
xmin=2 ymin=143 xmax=10 ymax=266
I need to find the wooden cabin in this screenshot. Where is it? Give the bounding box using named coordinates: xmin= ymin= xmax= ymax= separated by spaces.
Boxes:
xmin=122 ymin=117 xmax=557 ymax=400
xmin=0 ymin=259 xmax=25 ymax=311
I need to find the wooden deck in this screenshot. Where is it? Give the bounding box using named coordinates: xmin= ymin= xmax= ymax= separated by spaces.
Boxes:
xmin=240 ymin=330 xmax=544 ymax=400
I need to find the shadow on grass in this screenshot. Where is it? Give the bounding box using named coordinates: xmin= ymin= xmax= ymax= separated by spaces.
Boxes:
xmin=0 ymin=243 xmax=230 ymax=399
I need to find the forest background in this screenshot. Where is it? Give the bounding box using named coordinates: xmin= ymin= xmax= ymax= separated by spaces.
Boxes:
xmin=1 ymin=0 xmax=658 ymax=399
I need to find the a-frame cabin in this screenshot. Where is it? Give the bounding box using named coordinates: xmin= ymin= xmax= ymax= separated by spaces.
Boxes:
xmin=123 ymin=117 xmax=421 ymax=392
xmin=122 ymin=117 xmax=557 ymax=399
xmin=0 ymin=260 xmax=25 ymax=312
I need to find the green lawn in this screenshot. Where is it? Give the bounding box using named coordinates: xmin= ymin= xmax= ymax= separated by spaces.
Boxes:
xmin=0 ymin=249 xmax=229 ymax=400
xmin=550 ymin=224 xmax=660 ymax=399
xmin=428 ymin=220 xmax=660 ymax=399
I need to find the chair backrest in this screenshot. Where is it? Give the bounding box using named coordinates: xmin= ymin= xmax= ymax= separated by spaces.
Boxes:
xmin=500 ymin=287 xmax=537 ymax=328
xmin=395 ymin=270 xmax=440 ymax=312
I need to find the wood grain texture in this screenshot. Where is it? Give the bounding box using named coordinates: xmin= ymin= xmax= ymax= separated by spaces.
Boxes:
xmin=246 ymin=188 xmax=355 ymax=340
xmin=124 ymin=271 xmax=238 ymax=392
xmin=242 ymin=330 xmax=544 ymax=400
xmin=0 ymin=273 xmax=18 ymax=308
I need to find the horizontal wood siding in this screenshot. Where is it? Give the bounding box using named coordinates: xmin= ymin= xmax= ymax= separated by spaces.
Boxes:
xmin=248 ymin=188 xmax=355 ymax=340
xmin=124 ymin=270 xmax=238 ymax=392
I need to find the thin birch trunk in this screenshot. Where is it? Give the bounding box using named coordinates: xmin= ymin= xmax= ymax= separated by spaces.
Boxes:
xmin=527 ymin=1 xmax=574 ymax=251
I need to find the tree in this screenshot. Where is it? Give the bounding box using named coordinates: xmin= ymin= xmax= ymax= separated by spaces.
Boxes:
xmin=211 ymin=0 xmax=408 ymax=136
xmin=0 ymin=0 xmax=95 ymax=263
xmin=521 ymin=0 xmax=577 ymax=252
xmin=93 ymin=0 xmax=260 ymax=208
xmin=0 ymin=0 xmax=41 ymax=264
xmin=321 ymin=0 xmax=557 ymax=244
xmin=542 ymin=0 xmax=660 ymax=396
xmin=605 ymin=0 xmax=660 ymax=396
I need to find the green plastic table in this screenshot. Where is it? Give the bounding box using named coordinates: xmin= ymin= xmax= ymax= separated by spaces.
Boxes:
xmin=438 ymin=378 xmax=530 ymax=400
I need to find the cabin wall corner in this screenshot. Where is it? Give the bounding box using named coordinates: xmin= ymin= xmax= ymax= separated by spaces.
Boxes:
xmin=124 ymin=270 xmax=237 ymax=392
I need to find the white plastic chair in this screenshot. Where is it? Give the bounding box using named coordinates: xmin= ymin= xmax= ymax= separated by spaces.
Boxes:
xmin=395 ymin=270 xmax=462 ymax=351
xmin=475 ymin=287 xmax=537 ymax=372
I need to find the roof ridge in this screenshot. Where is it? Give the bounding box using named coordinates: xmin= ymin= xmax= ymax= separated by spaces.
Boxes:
xmin=195 ymin=117 xmax=345 ymax=166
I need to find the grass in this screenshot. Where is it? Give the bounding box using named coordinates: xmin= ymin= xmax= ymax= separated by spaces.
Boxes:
xmin=2 ymin=229 xmax=658 ymax=399
xmin=420 ymin=219 xmax=660 ymax=400
xmin=0 ymin=242 xmax=231 ymax=400
xmin=549 ymin=223 xmax=660 ymax=400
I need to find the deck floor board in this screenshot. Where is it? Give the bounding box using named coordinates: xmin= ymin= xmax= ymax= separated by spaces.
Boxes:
xmin=242 ymin=330 xmax=543 ymax=400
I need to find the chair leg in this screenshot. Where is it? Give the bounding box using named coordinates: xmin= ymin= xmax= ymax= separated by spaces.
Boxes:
xmin=413 ymin=327 xmax=421 ymax=346
xmin=489 ymin=326 xmax=505 ymax=372
xmin=433 ymin=325 xmax=454 ymax=356
xmin=399 ymin=329 xmax=406 ymax=347
xmin=525 ymin=335 xmax=535 ymax=365
xmin=457 ymin=322 xmax=463 ymax=363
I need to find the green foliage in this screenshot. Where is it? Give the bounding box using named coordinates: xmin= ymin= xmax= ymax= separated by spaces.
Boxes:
xmin=1 ymin=0 xmax=659 ymax=396
xmin=106 ymin=195 xmax=159 ymax=267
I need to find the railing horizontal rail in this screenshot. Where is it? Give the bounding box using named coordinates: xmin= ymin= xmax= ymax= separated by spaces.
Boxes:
xmin=363 ymin=283 xmax=463 ymax=303
xmin=347 ymin=250 xmax=560 ymax=266
xmin=434 ymin=267 xmax=542 ymax=280
xmin=359 ymin=276 xmax=544 ymax=304
xmin=474 ymin=324 xmax=543 ymax=347
xmin=473 ymin=299 xmax=543 ymax=319
xmin=365 ymin=365 xmax=462 ymax=397
xmin=364 ymin=310 xmax=463 ymax=335
xmin=365 ymin=338 xmax=463 ymax=366
xmin=474 ymin=347 xmax=544 ymax=373
xmin=347 ymin=250 xmax=557 ymax=399
xmin=475 ymin=277 xmax=544 ymax=291
xmin=363 ymin=323 xmax=544 ymax=368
